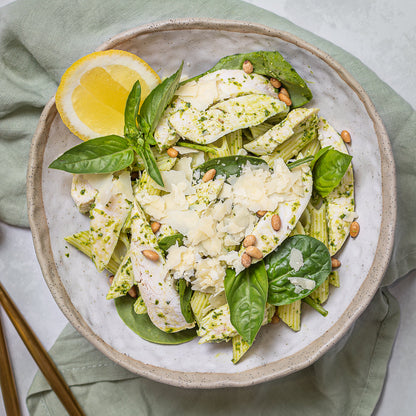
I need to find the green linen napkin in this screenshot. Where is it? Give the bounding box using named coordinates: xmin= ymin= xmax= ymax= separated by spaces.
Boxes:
xmin=0 ymin=0 xmax=414 ymax=414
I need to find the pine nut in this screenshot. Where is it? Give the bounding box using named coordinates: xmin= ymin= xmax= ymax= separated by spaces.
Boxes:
xmin=341 ymin=130 xmax=351 ymax=143
xmin=142 ymin=249 xmax=159 ymax=261
xmin=245 ymin=246 xmax=263 ymax=259
xmin=278 ymin=92 xmax=292 ymax=106
xmin=167 ymin=147 xmax=179 ymax=158
xmin=241 ymin=253 xmax=252 ymax=268
xmin=243 ymin=60 xmax=253 ymax=74
xmin=270 ymin=78 xmax=282 ymax=89
xmin=350 ymin=221 xmax=360 ymax=238
xmin=256 ymin=210 xmax=267 ymax=217
xmin=280 ymin=87 xmax=289 ymax=97
xmin=109 ymin=275 xmax=114 ymax=285
xmin=151 ymin=221 xmax=161 ymax=234
xmin=243 ymin=235 xmax=257 ymax=247
xmin=202 ymin=168 xmax=216 ymax=182
xmin=271 ymin=214 xmax=281 ymax=231
xmin=331 ymin=258 xmax=341 ymax=268
xmin=128 ymin=285 xmax=138 ymax=298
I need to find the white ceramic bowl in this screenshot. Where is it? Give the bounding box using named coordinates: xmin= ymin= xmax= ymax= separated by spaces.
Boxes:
xmin=27 ymin=19 xmax=396 ymax=388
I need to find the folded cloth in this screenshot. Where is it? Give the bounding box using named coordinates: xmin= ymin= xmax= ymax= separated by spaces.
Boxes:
xmin=0 ymin=0 xmax=414 ymax=415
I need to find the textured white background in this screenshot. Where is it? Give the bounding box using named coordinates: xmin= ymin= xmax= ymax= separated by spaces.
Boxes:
xmin=0 ymin=0 xmax=415 ymax=414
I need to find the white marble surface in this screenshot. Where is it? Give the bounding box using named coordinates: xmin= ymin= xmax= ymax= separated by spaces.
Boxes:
xmin=0 ymin=0 xmax=415 ymax=415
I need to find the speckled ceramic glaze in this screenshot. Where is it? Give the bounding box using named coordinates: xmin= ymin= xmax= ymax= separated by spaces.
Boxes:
xmin=27 ymin=19 xmax=396 ymax=388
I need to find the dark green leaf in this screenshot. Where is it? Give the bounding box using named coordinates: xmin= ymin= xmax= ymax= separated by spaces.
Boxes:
xmin=124 ymin=80 xmax=141 ymax=138
xmin=313 ymin=149 xmax=352 ymax=197
xmin=139 ymin=62 xmax=183 ymax=135
xmin=49 ymin=135 xmax=134 ymax=174
xmin=183 ymin=51 xmax=312 ymax=108
xmin=265 ymin=235 xmax=331 ymax=306
xmin=224 ymin=261 xmax=268 ymax=345
xmin=158 ymin=233 xmax=184 ymax=252
xmin=138 ymin=142 xmax=164 ymax=187
xmin=287 ymin=155 xmax=314 ymax=170
xmin=194 ymin=155 xmax=267 ymax=183
xmin=114 ymin=296 xmax=197 ymax=344
xmin=177 ymin=279 xmax=194 ymax=323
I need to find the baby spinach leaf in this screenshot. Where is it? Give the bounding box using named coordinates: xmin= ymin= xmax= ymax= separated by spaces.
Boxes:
xmin=177 ymin=279 xmax=194 ymax=323
xmin=124 ymin=80 xmax=141 ymax=139
xmin=313 ymin=149 xmax=352 ymax=197
xmin=224 ymin=261 xmax=268 ymax=345
xmin=49 ymin=135 xmax=134 ymax=174
xmin=194 ymin=155 xmax=267 ymax=182
xmin=265 ymin=235 xmax=331 ymax=306
xmin=183 ymin=51 xmax=312 ymax=108
xmin=115 ymin=296 xmax=197 ymax=344
xmin=139 ymin=62 xmax=183 ymax=135
xmin=158 ymin=233 xmax=184 ymax=252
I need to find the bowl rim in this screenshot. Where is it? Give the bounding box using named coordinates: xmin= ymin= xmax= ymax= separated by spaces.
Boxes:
xmin=27 ymin=17 xmax=396 ymax=389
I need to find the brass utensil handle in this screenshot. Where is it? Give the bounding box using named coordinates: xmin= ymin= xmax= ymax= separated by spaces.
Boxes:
xmin=0 ymin=283 xmax=85 ymax=416
xmin=0 ymin=310 xmax=21 ymax=416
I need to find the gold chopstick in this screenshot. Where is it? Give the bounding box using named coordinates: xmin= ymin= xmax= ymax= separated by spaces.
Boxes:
xmin=0 ymin=282 xmax=85 ymax=416
xmin=0 ymin=310 xmax=21 ymax=416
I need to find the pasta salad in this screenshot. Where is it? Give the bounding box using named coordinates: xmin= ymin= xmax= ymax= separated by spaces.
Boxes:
xmin=50 ymin=50 xmax=358 ymax=363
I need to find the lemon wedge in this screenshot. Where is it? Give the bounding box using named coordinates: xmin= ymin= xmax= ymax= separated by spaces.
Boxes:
xmin=56 ymin=50 xmax=160 ymax=141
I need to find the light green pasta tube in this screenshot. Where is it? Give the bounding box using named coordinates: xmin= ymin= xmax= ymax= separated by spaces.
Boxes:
xmin=309 ymin=204 xmax=329 ymax=247
xmin=329 ymin=271 xmax=340 ymax=287
xmin=308 ymin=204 xmax=331 ymax=304
xmin=278 ymin=300 xmax=301 ymax=331
xmin=65 ymin=231 xmax=120 ymax=275
xmin=208 ymin=136 xmax=231 ymax=159
xmin=289 ymin=221 xmax=306 ymax=236
xmin=190 ymin=291 xmax=211 ymax=325
xmin=232 ymin=335 xmax=251 ymax=364
xmin=133 ymin=295 xmax=147 ymax=314
xmin=249 ymin=122 xmax=274 ymax=139
xmin=262 ymin=118 xmax=318 ymax=165
xmin=309 ymin=279 xmax=329 ymax=304
xmin=155 ymin=150 xmax=177 ymax=171
xmin=106 ymin=252 xmax=134 ymax=300
xmin=227 ymin=130 xmax=243 ymax=155
xmin=300 ymin=138 xmax=321 ymax=157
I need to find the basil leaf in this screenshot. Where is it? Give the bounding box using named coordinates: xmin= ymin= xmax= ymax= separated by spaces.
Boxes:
xmin=177 ymin=279 xmax=194 ymax=323
xmin=224 ymin=261 xmax=268 ymax=345
xmin=49 ymin=135 xmax=134 ymax=174
xmin=124 ymin=80 xmax=141 ymax=138
xmin=194 ymin=155 xmax=268 ymax=182
xmin=310 ymin=146 xmax=331 ymax=171
xmin=183 ymin=51 xmax=312 ymax=108
xmin=313 ymin=149 xmax=352 ymax=197
xmin=139 ymin=62 xmax=183 ymax=135
xmin=115 ymin=296 xmax=197 ymax=344
xmin=158 ymin=233 xmax=184 ymax=252
xmin=138 ymin=142 xmax=164 ymax=187
xmin=287 ymin=155 xmax=314 ymax=170
xmin=265 ymin=235 xmax=331 ymax=306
